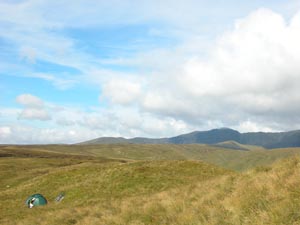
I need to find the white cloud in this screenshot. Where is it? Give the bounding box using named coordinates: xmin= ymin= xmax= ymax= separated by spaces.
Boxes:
xmin=16 ymin=94 xmax=44 ymax=108
xmin=18 ymin=108 xmax=51 ymax=121
xmin=0 ymin=126 xmax=12 ymax=139
xmin=0 ymin=124 xmax=99 ymax=144
xmin=0 ymin=108 xmax=20 ymax=118
xmin=236 ymin=120 xmax=277 ymax=133
xmin=125 ymin=8 xmax=300 ymax=132
xmin=93 ymin=8 xmax=300 ymax=135
xmin=16 ymin=94 xmax=51 ymax=121
xmin=102 ymin=79 xmax=142 ymax=105
xmin=0 ymin=103 xmax=196 ymax=143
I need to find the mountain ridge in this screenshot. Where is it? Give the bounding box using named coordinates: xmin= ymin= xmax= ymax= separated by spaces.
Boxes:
xmin=79 ymin=128 xmax=300 ymax=149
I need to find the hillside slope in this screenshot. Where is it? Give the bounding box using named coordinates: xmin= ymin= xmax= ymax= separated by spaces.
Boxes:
xmin=2 ymin=144 xmax=300 ymax=171
xmin=1 ymin=152 xmax=300 ymax=224
xmin=0 ymin=157 xmax=229 ymax=225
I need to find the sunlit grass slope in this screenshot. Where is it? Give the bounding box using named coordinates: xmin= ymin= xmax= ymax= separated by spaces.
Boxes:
xmin=97 ymin=156 xmax=300 ymax=225
xmin=2 ymin=144 xmax=300 ymax=171
xmin=2 ymin=152 xmax=300 ymax=224
xmin=2 ymin=144 xmax=300 ymax=224
xmin=0 ymin=156 xmax=229 ymax=225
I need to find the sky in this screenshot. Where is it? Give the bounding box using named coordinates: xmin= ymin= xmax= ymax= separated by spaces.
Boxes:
xmin=1 ymin=0 xmax=300 ymax=144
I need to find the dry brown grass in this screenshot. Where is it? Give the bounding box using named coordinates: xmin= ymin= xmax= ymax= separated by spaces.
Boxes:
xmin=62 ymin=157 xmax=300 ymax=225
xmin=2 ymin=146 xmax=300 ymax=224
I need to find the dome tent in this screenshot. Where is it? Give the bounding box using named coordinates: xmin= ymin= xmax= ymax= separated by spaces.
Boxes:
xmin=25 ymin=194 xmax=47 ymax=208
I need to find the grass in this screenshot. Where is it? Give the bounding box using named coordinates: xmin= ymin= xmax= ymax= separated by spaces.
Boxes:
xmin=0 ymin=156 xmax=229 ymax=224
xmin=1 ymin=144 xmax=300 ymax=224
xmin=2 ymin=144 xmax=300 ymax=171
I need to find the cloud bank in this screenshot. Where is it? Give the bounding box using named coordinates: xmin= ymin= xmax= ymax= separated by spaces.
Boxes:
xmin=1 ymin=2 xmax=300 ymax=144
xmin=98 ymin=9 xmax=300 ymax=134
xmin=16 ymin=94 xmax=51 ymax=121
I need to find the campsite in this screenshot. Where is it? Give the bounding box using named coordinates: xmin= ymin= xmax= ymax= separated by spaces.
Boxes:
xmin=2 ymin=143 xmax=300 ymax=224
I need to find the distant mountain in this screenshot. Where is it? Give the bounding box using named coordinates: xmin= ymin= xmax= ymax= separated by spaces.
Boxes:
xmin=79 ymin=128 xmax=300 ymax=149
xmin=169 ymin=128 xmax=241 ymax=144
xmin=241 ymin=130 xmax=300 ymax=148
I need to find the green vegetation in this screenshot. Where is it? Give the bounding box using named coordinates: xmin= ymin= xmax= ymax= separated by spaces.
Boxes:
xmin=2 ymin=144 xmax=300 ymax=171
xmin=1 ymin=144 xmax=300 ymax=224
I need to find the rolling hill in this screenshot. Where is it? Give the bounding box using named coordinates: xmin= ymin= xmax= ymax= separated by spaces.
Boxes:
xmin=80 ymin=128 xmax=300 ymax=148
xmin=1 ymin=143 xmax=300 ymax=171
xmin=2 ymin=144 xmax=300 ymax=224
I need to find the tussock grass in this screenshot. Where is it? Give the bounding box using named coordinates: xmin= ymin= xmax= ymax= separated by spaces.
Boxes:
xmin=2 ymin=145 xmax=300 ymax=224
xmin=2 ymin=144 xmax=300 ymax=171
xmin=0 ymin=156 xmax=229 ymax=225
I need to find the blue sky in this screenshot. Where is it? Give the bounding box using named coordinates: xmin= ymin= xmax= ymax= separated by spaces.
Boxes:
xmin=1 ymin=0 xmax=300 ymax=144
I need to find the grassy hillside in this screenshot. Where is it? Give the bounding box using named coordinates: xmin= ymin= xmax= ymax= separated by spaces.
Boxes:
xmin=1 ymin=147 xmax=300 ymax=224
xmin=2 ymin=144 xmax=300 ymax=171
xmin=0 ymin=155 xmax=229 ymax=225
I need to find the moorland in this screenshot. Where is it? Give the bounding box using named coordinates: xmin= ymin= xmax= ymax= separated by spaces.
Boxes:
xmin=1 ymin=142 xmax=300 ymax=224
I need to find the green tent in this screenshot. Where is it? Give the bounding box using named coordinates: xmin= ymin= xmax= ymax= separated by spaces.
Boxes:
xmin=25 ymin=194 xmax=47 ymax=208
